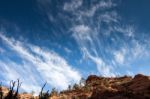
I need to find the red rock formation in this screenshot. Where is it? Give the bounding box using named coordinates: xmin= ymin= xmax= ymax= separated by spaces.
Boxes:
xmin=1 ymin=74 xmax=150 ymax=99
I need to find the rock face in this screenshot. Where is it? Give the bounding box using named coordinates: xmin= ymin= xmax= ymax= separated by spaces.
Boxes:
xmin=128 ymin=74 xmax=150 ymax=98
xmin=1 ymin=74 xmax=150 ymax=99
xmin=86 ymin=75 xmax=101 ymax=84
xmin=0 ymin=86 xmax=9 ymax=97
xmin=18 ymin=93 xmax=34 ymax=99
xmin=52 ymin=74 xmax=150 ymax=99
xmin=129 ymin=74 xmax=150 ymax=91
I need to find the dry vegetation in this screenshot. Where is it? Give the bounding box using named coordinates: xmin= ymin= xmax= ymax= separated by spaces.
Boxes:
xmin=0 ymin=74 xmax=150 ymax=99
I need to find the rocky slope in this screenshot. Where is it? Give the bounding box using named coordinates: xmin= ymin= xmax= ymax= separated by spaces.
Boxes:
xmin=0 ymin=74 xmax=150 ymax=99
xmin=51 ymin=74 xmax=150 ymax=99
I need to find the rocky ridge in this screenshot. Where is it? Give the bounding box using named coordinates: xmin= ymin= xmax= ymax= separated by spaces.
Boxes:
xmin=0 ymin=74 xmax=150 ymax=99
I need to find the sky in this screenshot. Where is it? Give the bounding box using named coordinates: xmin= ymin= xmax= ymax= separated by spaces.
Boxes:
xmin=0 ymin=0 xmax=150 ymax=93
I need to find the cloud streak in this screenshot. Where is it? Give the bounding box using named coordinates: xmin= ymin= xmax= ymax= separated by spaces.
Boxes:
xmin=62 ymin=0 xmax=150 ymax=76
xmin=0 ymin=0 xmax=150 ymax=94
xmin=0 ymin=33 xmax=81 ymax=93
xmin=63 ymin=0 xmax=83 ymax=11
xmin=65 ymin=0 xmax=119 ymax=77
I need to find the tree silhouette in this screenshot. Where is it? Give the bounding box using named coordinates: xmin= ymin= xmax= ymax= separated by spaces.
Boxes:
xmin=0 ymin=82 xmax=3 ymax=99
xmin=5 ymin=79 xmax=22 ymax=99
xmin=39 ymin=82 xmax=49 ymax=99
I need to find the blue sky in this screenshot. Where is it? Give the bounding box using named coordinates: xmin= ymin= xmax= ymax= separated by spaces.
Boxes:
xmin=0 ymin=0 xmax=150 ymax=93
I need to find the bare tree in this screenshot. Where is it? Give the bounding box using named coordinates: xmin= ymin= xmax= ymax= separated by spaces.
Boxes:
xmin=5 ymin=79 xmax=22 ymax=99
xmin=39 ymin=82 xmax=49 ymax=99
xmin=14 ymin=79 xmax=22 ymax=98
xmin=68 ymin=85 xmax=72 ymax=91
xmin=0 ymin=82 xmax=3 ymax=99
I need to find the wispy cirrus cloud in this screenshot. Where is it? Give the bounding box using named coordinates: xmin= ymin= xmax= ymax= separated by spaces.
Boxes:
xmin=114 ymin=25 xmax=135 ymax=37
xmin=64 ymin=0 xmax=119 ymax=76
xmin=36 ymin=0 xmax=150 ymax=77
xmin=64 ymin=47 xmax=72 ymax=53
xmin=71 ymin=24 xmax=116 ymax=77
xmin=63 ymin=0 xmax=150 ymax=76
xmin=0 ymin=60 xmax=41 ymax=93
xmin=0 ymin=47 xmax=5 ymax=53
xmin=0 ymin=33 xmax=81 ymax=93
xmin=79 ymin=0 xmax=116 ymax=17
xmin=0 ymin=1 xmax=150 ymax=95
xmin=63 ymin=0 xmax=83 ymax=11
xmin=114 ymin=48 xmax=126 ymax=65
xmin=81 ymin=47 xmax=116 ymax=77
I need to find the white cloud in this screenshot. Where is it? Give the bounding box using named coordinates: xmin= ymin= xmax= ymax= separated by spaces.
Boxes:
xmin=114 ymin=48 xmax=126 ymax=64
xmin=71 ymin=24 xmax=117 ymax=77
xmin=90 ymin=56 xmax=116 ymax=77
xmin=81 ymin=47 xmax=116 ymax=77
xmin=37 ymin=0 xmax=150 ymax=77
xmin=64 ymin=47 xmax=72 ymax=53
xmin=114 ymin=52 xmax=124 ymax=64
xmin=114 ymin=25 xmax=135 ymax=37
xmin=0 ymin=33 xmax=81 ymax=93
xmin=65 ymin=0 xmax=126 ymax=77
xmin=72 ymin=0 xmax=116 ymax=17
xmin=113 ymin=39 xmax=150 ymax=66
xmin=126 ymin=71 xmax=134 ymax=76
xmin=0 ymin=60 xmax=41 ymax=93
xmin=100 ymin=11 xmax=119 ymax=23
xmin=72 ymin=25 xmax=90 ymax=34
xmin=98 ymin=0 xmax=115 ymax=8
xmin=63 ymin=0 xmax=83 ymax=11
xmin=0 ymin=61 xmax=20 ymax=80
xmin=72 ymin=25 xmax=93 ymax=42
xmin=131 ymin=41 xmax=147 ymax=58
xmin=0 ymin=47 xmax=5 ymax=53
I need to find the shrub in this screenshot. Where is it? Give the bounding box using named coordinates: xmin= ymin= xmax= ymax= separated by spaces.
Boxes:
xmin=50 ymin=88 xmax=58 ymax=97
xmin=73 ymin=83 xmax=80 ymax=90
xmin=79 ymin=78 xmax=86 ymax=87
xmin=68 ymin=85 xmax=72 ymax=91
